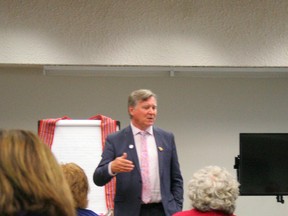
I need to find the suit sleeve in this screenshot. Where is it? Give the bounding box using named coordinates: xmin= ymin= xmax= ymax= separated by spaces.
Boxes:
xmin=93 ymin=136 xmax=115 ymax=186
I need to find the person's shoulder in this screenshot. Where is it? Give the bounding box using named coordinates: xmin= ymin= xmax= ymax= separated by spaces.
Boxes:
xmin=77 ymin=208 xmax=99 ymax=216
xmin=173 ymin=209 xmax=195 ymax=216
xmin=107 ymin=126 xmax=131 ymax=138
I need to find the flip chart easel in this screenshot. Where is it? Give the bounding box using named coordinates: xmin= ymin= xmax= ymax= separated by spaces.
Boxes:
xmin=50 ymin=120 xmax=118 ymax=215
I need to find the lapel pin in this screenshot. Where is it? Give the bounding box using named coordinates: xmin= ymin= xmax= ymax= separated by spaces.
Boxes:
xmin=129 ymin=144 xmax=134 ymax=149
xmin=158 ymin=147 xmax=163 ymax=151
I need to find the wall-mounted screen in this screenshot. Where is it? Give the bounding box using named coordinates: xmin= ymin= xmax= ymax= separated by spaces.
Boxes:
xmin=237 ymin=133 xmax=288 ymax=196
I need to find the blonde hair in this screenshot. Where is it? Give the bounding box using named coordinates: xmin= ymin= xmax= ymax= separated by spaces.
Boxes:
xmin=0 ymin=129 xmax=76 ymax=216
xmin=61 ymin=162 xmax=89 ymax=208
xmin=188 ymin=166 xmax=239 ymax=214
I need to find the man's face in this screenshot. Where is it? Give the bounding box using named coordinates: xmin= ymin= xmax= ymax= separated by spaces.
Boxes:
xmin=129 ymin=96 xmax=157 ymax=131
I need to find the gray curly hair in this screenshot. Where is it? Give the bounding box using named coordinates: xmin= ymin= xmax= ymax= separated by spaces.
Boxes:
xmin=188 ymin=166 xmax=239 ymax=214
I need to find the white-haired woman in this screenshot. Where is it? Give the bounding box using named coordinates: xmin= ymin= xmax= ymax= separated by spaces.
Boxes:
xmin=173 ymin=166 xmax=239 ymax=216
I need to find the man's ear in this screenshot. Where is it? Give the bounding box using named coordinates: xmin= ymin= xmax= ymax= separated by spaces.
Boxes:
xmin=128 ymin=106 xmax=134 ymax=116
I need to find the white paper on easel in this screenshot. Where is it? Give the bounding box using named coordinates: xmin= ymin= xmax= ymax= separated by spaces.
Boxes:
xmin=51 ymin=120 xmax=107 ymax=215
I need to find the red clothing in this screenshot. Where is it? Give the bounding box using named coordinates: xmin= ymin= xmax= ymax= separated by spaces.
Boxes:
xmin=173 ymin=209 xmax=235 ymax=216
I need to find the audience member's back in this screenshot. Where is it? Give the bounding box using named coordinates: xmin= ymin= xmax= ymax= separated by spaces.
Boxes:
xmin=61 ymin=162 xmax=99 ymax=216
xmin=0 ymin=129 xmax=76 ymax=216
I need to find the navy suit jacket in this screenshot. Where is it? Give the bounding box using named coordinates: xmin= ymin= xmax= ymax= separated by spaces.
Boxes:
xmin=93 ymin=125 xmax=183 ymax=216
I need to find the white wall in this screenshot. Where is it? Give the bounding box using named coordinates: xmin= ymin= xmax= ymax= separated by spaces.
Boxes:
xmin=1 ymin=67 xmax=288 ymax=215
xmin=1 ymin=0 xmax=288 ymax=215
xmin=0 ymin=0 xmax=288 ymax=66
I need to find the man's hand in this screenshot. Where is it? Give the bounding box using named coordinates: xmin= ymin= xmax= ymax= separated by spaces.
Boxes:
xmin=111 ymin=152 xmax=134 ymax=173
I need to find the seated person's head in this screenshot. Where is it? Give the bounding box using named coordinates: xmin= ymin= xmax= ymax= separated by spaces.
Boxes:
xmin=188 ymin=165 xmax=239 ymax=214
xmin=61 ymin=162 xmax=89 ymax=209
xmin=0 ymin=129 xmax=75 ymax=216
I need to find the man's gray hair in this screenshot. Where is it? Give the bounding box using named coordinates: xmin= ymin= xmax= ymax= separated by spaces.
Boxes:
xmin=128 ymin=89 xmax=157 ymax=108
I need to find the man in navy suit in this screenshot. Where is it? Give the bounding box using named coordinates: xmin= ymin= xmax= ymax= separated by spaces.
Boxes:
xmin=93 ymin=89 xmax=183 ymax=216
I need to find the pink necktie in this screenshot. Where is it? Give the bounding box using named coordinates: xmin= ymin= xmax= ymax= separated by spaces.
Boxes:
xmin=140 ymin=131 xmax=151 ymax=203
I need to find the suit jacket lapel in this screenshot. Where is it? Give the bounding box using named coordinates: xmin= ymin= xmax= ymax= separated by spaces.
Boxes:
xmin=153 ymin=128 xmax=164 ymax=176
xmin=125 ymin=126 xmax=141 ymax=174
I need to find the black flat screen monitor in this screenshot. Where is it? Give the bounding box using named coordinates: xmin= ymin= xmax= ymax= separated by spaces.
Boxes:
xmin=239 ymin=133 xmax=288 ymax=196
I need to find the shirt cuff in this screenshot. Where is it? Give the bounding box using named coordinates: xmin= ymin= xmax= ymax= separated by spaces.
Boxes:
xmin=108 ymin=162 xmax=117 ymax=176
